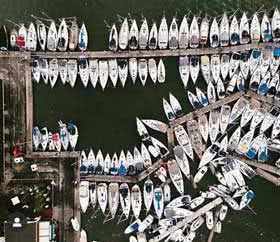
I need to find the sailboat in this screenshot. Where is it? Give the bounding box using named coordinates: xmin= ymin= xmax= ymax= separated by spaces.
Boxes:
xmin=129 ymin=58 xmax=138 ymax=84
xmin=109 ymin=24 xmax=118 ymax=51
xmin=179 ymin=56 xmax=190 ymax=88
xmin=119 ymin=18 xmax=129 ymax=50
xmin=49 ymin=59 xmax=59 ymax=88
xmin=148 ymin=22 xmax=158 ymax=49
xmin=143 ymin=179 xmax=154 ymax=212
xmin=57 ymin=18 xmax=68 ymax=51
xmin=129 ymin=19 xmax=139 ymax=50
xmin=220 ymin=13 xmax=230 ymax=46
xmin=97 ymin=183 xmax=108 ymax=214
xmin=80 ymin=181 xmax=90 ymax=213
xmin=169 ymin=17 xmax=179 ymax=49
xmin=139 ymin=18 xmax=149 ymax=49
xmin=179 ymin=15 xmax=189 ymax=48
xmin=167 ymin=159 xmax=184 ymax=195
xmin=153 ymin=187 xmax=164 ymax=218
xmin=108 ymin=183 xmax=119 ymax=218
xmin=158 ymin=15 xmax=168 ymax=49
xmin=131 ymin=184 xmax=142 ymax=219
xmin=119 ymin=183 xmax=131 ymax=219
xmin=240 ymin=12 xmax=250 ymax=44
xmin=200 ymin=17 xmax=209 ymax=45
xmin=210 ymin=18 xmax=219 ymax=48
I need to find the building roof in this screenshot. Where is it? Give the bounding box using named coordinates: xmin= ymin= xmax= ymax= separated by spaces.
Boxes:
xmin=4 ymin=222 xmax=37 ymax=242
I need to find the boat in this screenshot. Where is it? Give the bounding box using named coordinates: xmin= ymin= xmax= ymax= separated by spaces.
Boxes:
xmin=217 ymin=78 xmax=225 ymax=99
xmin=250 ymin=108 xmax=266 ymax=130
xmin=130 ymin=236 xmax=138 ymax=242
xmin=110 ymin=152 xmax=118 ymax=175
xmin=272 ymin=8 xmax=280 ymax=42
xmin=166 ymin=194 xmax=191 ymax=208
xmin=167 ymin=159 xmax=184 ymax=195
xmin=207 ymin=81 xmax=217 ymax=104
xmin=240 ymin=12 xmax=250 ymax=44
xmin=153 ymin=187 xmax=164 ymax=218
xmin=196 ymin=87 xmax=208 ymax=106
xmin=224 ymin=195 xmax=240 ymax=210
xmin=158 ymin=217 xmax=183 ymax=228
xmin=58 ymin=59 xmax=68 ymax=85
xmin=67 ymin=122 xmax=78 ymax=150
xmin=129 ymin=19 xmax=139 ymax=50
xmin=198 ymin=114 xmax=209 ymax=143
xmin=228 ymin=126 xmax=241 ymax=151
xmin=71 ymin=217 xmax=80 ymax=232
xmin=214 ymin=221 xmax=222 ymax=234
xmin=189 ymin=16 xmax=199 ymax=48
xmin=79 ymin=58 xmax=89 ymax=87
xmin=138 ymin=215 xmax=154 ymax=233
xmin=31 ymin=59 xmax=40 ymax=83
xmin=250 ymin=13 xmax=261 ymax=43
xmin=125 ymin=219 xmax=142 ymax=234
xmin=143 ymin=179 xmax=153 ymax=212
xmin=174 ymin=124 xmax=194 ymax=160
xmin=261 ymin=13 xmax=272 ymax=42
xmin=129 ymin=58 xmax=138 ymax=84
xmin=80 ymin=229 xmax=87 ymax=242
xmin=32 ymin=127 xmax=41 ymax=150
xmin=141 ymin=119 xmax=168 ymax=133
xmin=190 ymin=56 xmax=200 ymax=84
xmin=258 ymin=137 xmax=268 ymax=162
xmin=220 ymin=54 xmax=230 ymax=81
xmin=267 ymin=73 xmax=279 ymax=97
xmin=229 ymin=53 xmax=240 ymax=78
xmin=109 ymin=24 xmax=118 ymax=51
xmin=210 ymin=18 xmax=219 ymax=48
xmin=127 ymin=151 xmax=136 ymax=176
xmin=179 ymin=16 xmax=189 ymax=48
xmin=205 ymin=211 xmax=214 ymax=230
xmin=209 ymin=109 xmax=220 ymax=143
xmin=99 ymin=60 xmax=109 ymax=90
xmin=219 ymin=136 xmax=228 ymax=153
xmin=236 ymin=72 xmax=245 ymax=91
xmin=58 ymin=121 xmax=69 ymax=151
xmin=17 ymin=24 xmax=27 ymax=50
xmin=240 ymin=190 xmax=255 ymax=209
xmin=97 ymin=183 xmax=108 ymax=214
xmin=52 ymin=133 xmax=61 ymax=152
xmin=80 ymin=181 xmax=89 ymax=213
xmin=163 ymin=98 xmax=176 ymax=121
xmin=257 ymin=71 xmax=270 ymax=95
xmin=136 ymin=117 xmax=149 ymax=140
xmin=148 ymin=22 xmax=158 ymax=49
xmin=190 ymin=216 xmax=205 ymax=231
xmin=39 ymin=58 xmax=48 ymax=84
xmin=118 ymin=59 xmax=128 ymax=87
xmin=169 ymin=17 xmax=179 ymax=49
xmin=138 ymin=59 xmax=148 ymax=85
xmin=119 ymin=183 xmax=131 ymax=219
xmin=249 ymin=68 xmax=261 ymax=92
xmin=158 ymin=15 xmax=168 ymax=49
xmin=240 ymin=51 xmax=250 ymax=79
xmin=260 ymin=113 xmax=276 ymax=133
xmin=79 ymin=151 xmax=88 ymax=174
xmin=187 ymin=119 xmax=205 ymax=158
xmin=89 ymin=59 xmax=99 ymax=88
xmin=47 ymin=21 xmax=57 ymax=51
xmin=211 ymin=54 xmax=220 ymax=84
xmin=272 ymin=113 xmax=280 ymax=138
xmin=260 ymin=48 xmax=272 ymax=77
xmin=163 ymin=183 xmax=171 ymax=203
xmin=57 ymin=19 xmax=68 ymax=51
xmin=164 ymin=207 xmax=193 ymax=218
xmin=157 ymin=59 xmax=165 ymax=83
xmin=10 ymin=28 xmax=18 ymax=50
xmin=89 ymin=183 xmax=97 ymax=209
xmin=188 ymin=91 xmax=201 ymax=109
xmin=104 ymin=153 xmax=111 ymax=174
xmin=36 ymin=21 xmax=46 ymax=50
xmin=95 ymin=150 xmax=105 ymax=174
xmin=108 ymin=183 xmax=119 ymax=218
xmin=78 ymin=23 xmax=88 ymax=51
xmin=141 ymin=143 xmax=152 ymax=168
xmin=200 ymin=17 xmax=209 ymax=45
xmin=246 ymin=134 xmax=264 ymax=159
xmin=67 ymin=59 xmax=78 ymax=88
xmin=118 ymin=150 xmax=128 ymax=176
xmin=230 ymin=15 xmax=240 ymax=45
xmin=131 ymin=184 xmax=142 ymax=219
xmin=201 ymin=55 xmax=210 ymax=83
xmin=87 ymin=149 xmax=96 ymax=173
xmin=27 ymin=22 xmax=37 ymax=51
xmin=139 ymin=18 xmax=149 ymax=49
xmin=169 ymin=93 xmax=183 ymax=116
xmin=219 ymin=204 xmax=228 ymax=221
xmin=155 ymin=166 xmax=167 ymax=182
xmin=179 ymin=56 xmax=190 ymax=87
xmin=174 ymin=145 xmax=190 ymax=178
xmin=198 ymin=142 xmax=220 ymax=168
xmin=150 ymin=137 xmax=169 ymax=156
xmin=109 ymin=59 xmax=118 ymax=87
xmin=250 ymin=48 xmax=261 ymax=74
xmin=194 ymin=166 xmax=208 ymax=184
xmin=184 ymin=231 xmax=196 ymax=242
xmin=69 ymin=20 xmax=79 ymax=51
xmin=220 ymin=13 xmax=230 ymax=46
xmin=219 ymin=105 xmax=231 ymax=134
xmin=236 ymin=129 xmax=255 ymax=155
xmin=229 ymin=97 xmax=249 ymax=123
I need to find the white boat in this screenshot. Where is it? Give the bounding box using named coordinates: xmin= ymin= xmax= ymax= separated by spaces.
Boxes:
xmin=158 ymin=15 xmax=168 ymax=49
xmin=104 ymin=153 xmax=111 ymax=174
xmin=196 ymin=87 xmax=208 ymax=107
xmin=169 ymin=17 xmax=179 ymax=49
xmin=96 ymin=150 xmax=104 ymax=174
xmin=136 ymin=117 xmax=149 ymax=140
xmin=214 ymin=221 xmax=222 ymax=234
xmin=57 ymin=19 xmax=68 ymax=51
xmin=250 ymin=108 xmax=266 ymax=130
xmin=138 ymin=215 xmax=154 ymax=233
xmin=220 ymin=13 xmax=230 ymax=46
xmin=190 ymin=198 xmax=206 ymax=210
xmin=240 ymin=12 xmax=250 ymax=44
xmin=229 ymin=97 xmax=249 ymax=123
xmin=27 ymin=22 xmax=37 ymax=51
xmin=139 ymin=18 xmax=149 ymax=49
xmin=174 ymin=124 xmax=194 ymax=160
xmin=251 ymin=13 xmax=261 ymax=43
xmin=80 ymin=229 xmax=87 ymax=242
xmin=169 ymin=93 xmax=183 ymax=116
xmin=142 ymin=119 xmax=168 ymax=133
xmin=224 ymin=195 xmax=240 ymax=210
xmin=207 ymin=81 xmax=216 ymax=104
xmin=119 ymin=18 xmax=129 ymax=50
xmin=119 ymin=59 xmax=128 ymax=87
xmin=87 ymin=149 xmax=96 ymax=173
xmin=155 ymin=166 xmax=167 ymax=182
xmin=194 ymin=166 xmax=208 ymax=184
xmin=58 ymin=59 xmax=67 ymax=85
xmin=209 ymin=109 xmax=220 ymax=143
xmin=67 ymin=59 xmax=78 ymax=88
xmin=230 ymin=15 xmax=240 ymax=45
xmin=240 ymin=51 xmax=250 ymax=79
xmin=249 ymin=48 xmax=261 ymax=74
xmin=179 ymin=16 xmax=189 ymax=49
xmin=188 ymin=91 xmax=201 ymax=110
xmin=109 ymin=152 xmax=118 ymax=175
xmin=69 ymin=20 xmax=79 ymax=51
xmin=167 ymin=159 xmax=184 ymax=195
xmin=190 ymin=216 xmax=205 ymax=231
xmin=131 ymin=184 xmax=142 ymax=219
xmin=249 ymin=68 xmax=261 ymax=92
xmin=109 ymin=24 xmax=118 ymax=51
xmin=260 ymin=50 xmax=271 ymax=78
xmin=108 ymin=183 xmax=119 ymax=218
xmin=198 ymin=142 xmax=220 ymax=168
xmin=90 ymin=183 xmax=97 ymax=209
xmin=129 ymin=58 xmax=138 ymax=84
xmin=124 ymin=219 xmax=142 ymax=234
xmin=229 ymin=53 xmax=240 ymax=78
xmin=267 ymin=73 xmax=279 ymax=97
xmin=200 ymin=17 xmax=209 ymax=45
xmin=260 ymin=113 xmax=276 ymax=133
xmin=219 ymin=204 xmax=228 ymax=221
xmin=272 ymin=113 xmax=280 ymax=138
xmin=130 ymin=236 xmax=138 ymax=242
xmin=78 ymin=23 xmax=88 ymax=51
xmin=47 ymin=21 xmax=57 ymax=51
xmin=148 ymin=58 xmax=157 ymax=84
xmin=157 ymin=58 xmax=166 ymax=83
xmin=236 ymin=72 xmax=245 ymax=91
xmin=198 ymin=114 xmax=209 ymax=143
xmin=158 ymin=217 xmax=182 ymax=228
xmin=179 ymin=56 xmax=190 ymax=87
xmin=138 ymin=59 xmax=148 ymax=85
xmin=141 ymin=143 xmax=152 ymax=168
xmin=163 ymin=98 xmax=176 ymax=121
xmin=80 ymin=181 xmax=89 ymax=213
xmin=32 ymin=127 xmax=41 ymax=150
xmin=67 ymin=122 xmax=78 ymax=150
xmin=184 ymin=231 xmax=196 ymax=242
xmin=190 ymin=56 xmax=200 ymax=84
xmin=201 ymin=55 xmax=210 ymax=83
xmin=217 ymin=78 xmax=225 ymax=99
xmin=143 ymin=179 xmax=153 ymax=212
xmin=219 ymin=135 xmax=228 ymax=153
xmin=58 ymin=121 xmax=69 ymax=151
xmin=236 ymin=129 xmax=255 ymax=155
xmin=174 ymin=145 xmax=190 ymax=178
xmin=119 ymin=150 xmax=129 ymax=176
xmin=99 ymin=60 xmax=109 ymax=90
xmin=79 ymin=58 xmax=89 ymax=87
xmin=129 ymin=19 xmax=139 ymax=50
xmin=219 ymin=105 xmax=231 ymax=134
xmin=210 ymin=18 xmax=219 ymax=48
xmin=36 ymin=21 xmax=46 ymax=50
xmin=48 ymin=58 xmax=59 ymax=88
xmin=97 ymin=183 xmax=107 ymax=214
xmin=272 ymin=8 xmax=280 ymax=42
xmin=211 ymin=54 xmax=220 ymax=84
xmin=220 ymin=54 xmax=230 ymax=81
xmin=153 ymin=187 xmax=164 ymax=218
xmin=134 ymin=146 xmax=145 ymax=173
xmin=10 ymin=28 xmax=18 ymax=50
xmin=119 ymin=183 xmax=131 ymax=219
xmin=163 ymin=183 xmax=171 ymax=203
xmin=205 ymin=211 xmax=214 ymax=230
xmin=150 ymin=137 xmax=169 ymax=156
xmin=89 ymin=59 xmax=99 ymax=88
xmin=164 ymin=207 xmax=193 ymax=218
xmin=148 ymin=22 xmax=158 ymax=49
xmin=189 ymin=16 xmax=199 ymax=48
xmin=109 ymin=59 xmax=118 ymax=87
xmin=258 ymin=71 xmax=270 ymax=95
xmin=71 ymin=217 xmax=80 ymax=232
xmin=127 ymin=150 xmax=136 ymax=176
xmin=228 ymin=126 xmax=241 ymax=151
xmin=166 ymin=194 xmax=191 ymax=208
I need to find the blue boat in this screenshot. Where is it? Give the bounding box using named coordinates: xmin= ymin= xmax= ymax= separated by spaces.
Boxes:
xmin=118 ymin=151 xmax=128 ymax=176
xmin=240 ymin=190 xmax=255 ymax=209
xmin=258 ymin=142 xmax=268 ymax=162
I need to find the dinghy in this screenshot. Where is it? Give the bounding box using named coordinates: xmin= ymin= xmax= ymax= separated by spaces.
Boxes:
xmin=190 ymin=56 xmax=200 ymax=84
xmin=129 ymin=58 xmax=138 ymax=84
xmin=167 ymin=159 xmax=184 ymax=195
xmin=179 ymin=56 xmax=190 ymax=87
xmin=261 ymin=13 xmax=272 ymax=42
xmin=201 ymin=55 xmax=210 ymax=83
xmin=179 ymin=15 xmax=189 ymax=48
xmin=109 ymin=23 xmax=118 ymax=51
xmin=169 ymin=92 xmax=183 ymax=116
xmin=210 ymin=18 xmax=219 ymax=48
xmin=79 ymin=58 xmax=89 ymax=87
xmin=36 ymin=21 xmax=46 ymax=50
xmin=169 ymin=17 xmax=179 ymax=49
xmin=230 ymin=16 xmax=240 ymax=45
xmin=99 ymin=60 xmax=109 ymax=89
xmin=205 ymin=211 xmax=214 ymax=230
xmin=219 ymin=104 xmax=231 ymax=134
xmin=78 ymin=23 xmax=88 ymax=51
xmin=158 ymin=15 xmax=168 ymax=49
xmin=67 ymin=59 xmax=78 ymax=88
xmin=153 ymin=187 xmax=164 ymax=218
xmin=209 ymin=109 xmax=220 ymax=143
xmin=47 ymin=21 xmax=57 ymax=51
xmin=108 ymin=183 xmax=119 ymax=218
xmin=240 ymin=12 xmax=250 ymax=44
xmin=157 ymin=59 xmax=165 ymax=83
xmin=272 ymin=8 xmax=280 ymax=42
xmin=142 ymin=119 xmax=168 ymax=133
xmin=57 ymin=18 xmax=68 ymax=51
xmin=129 ymin=19 xmax=139 ymax=50
xmin=27 ymin=22 xmax=37 ymax=51
xmin=131 ymin=184 xmax=142 ymax=219
xmin=139 ymin=18 xmax=149 ymax=49
xmin=211 ymin=54 xmax=220 ymax=84
xmin=148 ymin=22 xmax=158 ymax=49
xmin=250 ymin=13 xmax=261 ymax=43
xmin=80 ymin=181 xmax=89 ymax=213
xmin=174 ymin=124 xmax=194 ymax=160
xmin=190 ymin=16 xmax=199 ymax=48
xmin=97 ymin=183 xmax=108 ymax=214
xmin=220 ymin=13 xmax=230 ymax=46
xmin=219 ymin=204 xmax=228 ymax=221
xmin=108 ymin=59 xmax=118 ymax=87
xmin=69 ymin=20 xmax=79 ymax=51
xmin=138 ymin=59 xmax=148 ymax=85
xmin=200 ymin=17 xmax=209 ymax=45
xmin=119 ymin=183 xmax=131 ymax=219
xmin=198 ymin=114 xmax=209 ymax=143
xmin=148 ymin=58 xmax=157 ymax=83
xmin=174 ymin=146 xmax=190 ymax=178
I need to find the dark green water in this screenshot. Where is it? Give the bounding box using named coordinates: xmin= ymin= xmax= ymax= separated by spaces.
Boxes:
xmin=2 ymin=0 xmax=280 ymax=241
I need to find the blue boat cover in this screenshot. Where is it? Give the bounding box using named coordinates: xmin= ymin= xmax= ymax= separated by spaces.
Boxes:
xmin=274 ymin=47 xmax=280 ymax=57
